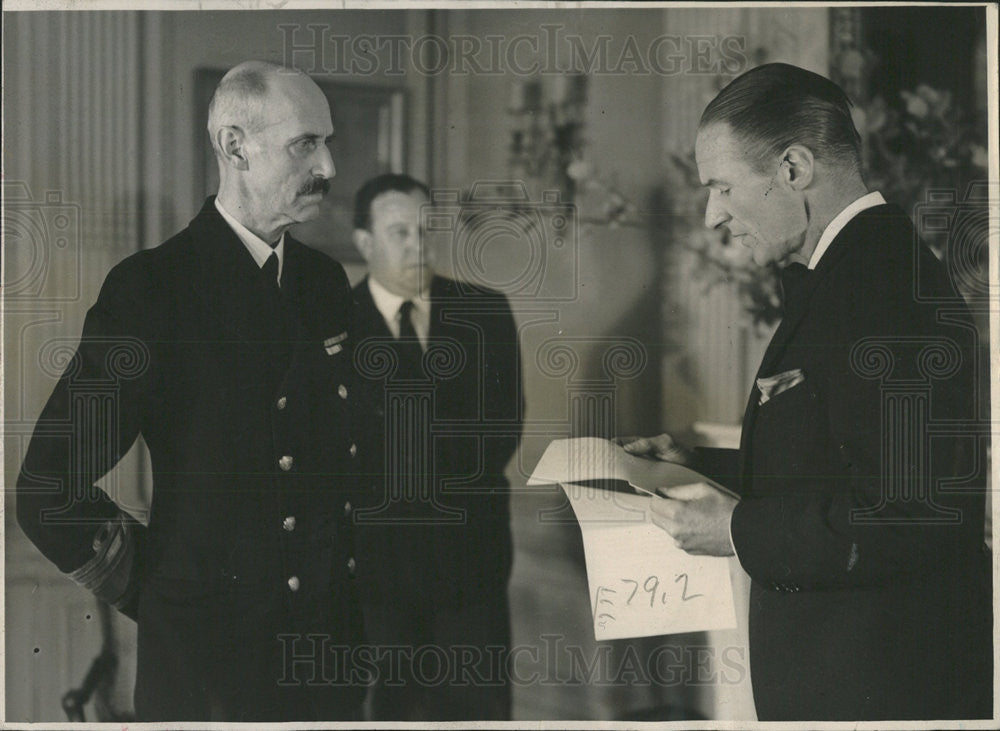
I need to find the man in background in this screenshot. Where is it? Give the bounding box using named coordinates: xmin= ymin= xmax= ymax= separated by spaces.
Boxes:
xmin=350 ymin=173 xmax=523 ymax=720
xmin=17 ymin=61 xmax=367 ymax=721
xmin=625 ymin=63 xmax=991 ymax=720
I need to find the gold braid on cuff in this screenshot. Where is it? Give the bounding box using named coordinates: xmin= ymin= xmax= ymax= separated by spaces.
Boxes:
xmin=67 ymin=514 xmax=135 ymax=609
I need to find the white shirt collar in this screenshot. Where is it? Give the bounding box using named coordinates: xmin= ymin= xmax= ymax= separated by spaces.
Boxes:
xmin=214 ymin=198 xmax=285 ymax=280
xmin=367 ymin=276 xmax=430 ymax=342
xmin=807 ymin=191 xmax=886 ymax=270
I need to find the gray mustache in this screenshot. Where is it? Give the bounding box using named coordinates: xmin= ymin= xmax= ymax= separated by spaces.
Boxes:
xmin=299 ymin=177 xmax=331 ymax=196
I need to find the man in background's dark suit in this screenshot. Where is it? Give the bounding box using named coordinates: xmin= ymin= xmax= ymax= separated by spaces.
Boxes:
xmin=625 ymin=64 xmax=991 ymax=720
xmin=16 ymin=62 xmax=367 ymax=721
xmin=349 ymin=174 xmax=522 ymax=720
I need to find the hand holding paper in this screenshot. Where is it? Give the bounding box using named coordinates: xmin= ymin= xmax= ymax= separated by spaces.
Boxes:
xmin=619 ymin=432 xmax=696 ymax=466
xmin=528 ymin=436 xmax=737 ymax=497
xmin=651 ymin=482 xmax=737 ymax=556
xmin=528 ymin=438 xmax=737 ymax=640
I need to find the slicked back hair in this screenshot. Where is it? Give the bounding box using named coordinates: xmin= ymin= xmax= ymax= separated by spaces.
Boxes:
xmin=353 ymin=173 xmax=431 ymax=231
xmin=699 ymin=63 xmax=862 ymax=174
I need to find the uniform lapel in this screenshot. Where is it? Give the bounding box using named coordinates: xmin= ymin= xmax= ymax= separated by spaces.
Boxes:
xmin=186 ymin=198 xmax=274 ymax=345
xmin=277 ymin=238 xmax=313 ymax=350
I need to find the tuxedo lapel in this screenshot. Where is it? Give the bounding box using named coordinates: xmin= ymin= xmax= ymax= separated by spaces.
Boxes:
xmin=737 ymin=204 xmax=893 ymax=489
xmin=755 ymin=206 xmax=895 ymax=379
xmin=737 ymin=268 xmax=824 ymax=485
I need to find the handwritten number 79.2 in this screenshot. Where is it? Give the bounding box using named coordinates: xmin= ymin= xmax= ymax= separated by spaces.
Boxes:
xmin=620 ymin=574 xmax=702 ymax=606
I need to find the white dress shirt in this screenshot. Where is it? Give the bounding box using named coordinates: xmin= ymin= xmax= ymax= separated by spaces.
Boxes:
xmin=367 ymin=276 xmax=430 ymax=349
xmin=214 ymin=198 xmax=285 ymax=283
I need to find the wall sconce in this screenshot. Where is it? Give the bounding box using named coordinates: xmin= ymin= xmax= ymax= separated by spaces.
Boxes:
xmin=507 ymin=74 xmax=589 ymax=198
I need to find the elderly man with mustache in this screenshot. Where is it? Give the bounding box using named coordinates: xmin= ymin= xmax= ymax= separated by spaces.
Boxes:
xmin=16 ymin=61 xmax=368 ymax=722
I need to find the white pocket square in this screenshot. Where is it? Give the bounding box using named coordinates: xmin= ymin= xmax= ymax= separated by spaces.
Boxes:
xmin=757 ymin=368 xmax=805 ymax=405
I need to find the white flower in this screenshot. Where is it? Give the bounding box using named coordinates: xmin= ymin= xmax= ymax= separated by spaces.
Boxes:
xmin=972 ymin=144 xmax=988 ymax=168
xmin=566 ymin=160 xmax=595 ymax=181
xmin=901 ymin=91 xmax=929 ymax=119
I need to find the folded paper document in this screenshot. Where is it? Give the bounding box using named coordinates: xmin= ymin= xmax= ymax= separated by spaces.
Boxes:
xmin=527 ymin=436 xmax=737 ymax=496
xmin=529 ymin=437 xmax=737 ymax=640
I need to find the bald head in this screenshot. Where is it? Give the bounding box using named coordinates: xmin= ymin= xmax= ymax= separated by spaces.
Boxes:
xmin=209 ymin=61 xmax=336 ymax=243
xmin=207 ymin=61 xmax=301 ymax=159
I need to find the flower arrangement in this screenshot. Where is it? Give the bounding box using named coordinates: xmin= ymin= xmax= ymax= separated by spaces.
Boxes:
xmin=862 ymin=83 xmax=989 ymax=259
xmin=566 ymin=159 xmax=642 ymax=228
xmin=519 ymin=82 xmax=985 ymax=326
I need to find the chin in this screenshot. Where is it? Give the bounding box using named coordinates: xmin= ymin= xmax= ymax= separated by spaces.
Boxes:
xmin=293 ymin=201 xmax=323 ymax=222
xmin=748 ymin=242 xmax=777 ymax=268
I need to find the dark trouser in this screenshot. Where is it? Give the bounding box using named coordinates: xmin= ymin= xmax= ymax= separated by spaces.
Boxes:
xmin=362 ymin=597 xmax=512 ymax=721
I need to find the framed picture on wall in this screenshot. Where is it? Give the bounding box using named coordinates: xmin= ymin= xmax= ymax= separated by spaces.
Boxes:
xmin=194 ymin=68 xmax=406 ymax=263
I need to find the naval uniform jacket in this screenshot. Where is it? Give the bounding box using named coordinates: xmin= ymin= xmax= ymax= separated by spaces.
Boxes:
xmin=697 ymin=204 xmax=991 ymax=720
xmin=350 ymin=276 xmax=522 ymax=611
xmin=16 ymin=198 xmax=367 ymax=721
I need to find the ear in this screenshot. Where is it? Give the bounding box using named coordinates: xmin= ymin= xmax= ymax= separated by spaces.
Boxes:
xmin=779 ymin=144 xmax=814 ymax=190
xmin=352 ymin=228 xmax=372 ymax=259
xmin=215 ymin=126 xmax=250 ymax=172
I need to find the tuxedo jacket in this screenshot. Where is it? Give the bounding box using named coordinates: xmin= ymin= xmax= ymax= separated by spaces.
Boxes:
xmin=698 ymin=204 xmax=991 ymax=720
xmin=350 ymin=276 xmax=523 ymax=611
xmin=16 ymin=198 xmax=368 ymax=721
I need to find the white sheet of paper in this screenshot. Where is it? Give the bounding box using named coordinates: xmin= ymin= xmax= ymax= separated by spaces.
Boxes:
xmin=527 ymin=436 xmax=738 ymax=496
xmin=529 ymin=438 xmax=738 ymax=640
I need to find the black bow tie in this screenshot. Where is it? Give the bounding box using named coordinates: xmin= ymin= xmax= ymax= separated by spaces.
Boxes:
xmin=779 ymin=262 xmax=811 ymax=311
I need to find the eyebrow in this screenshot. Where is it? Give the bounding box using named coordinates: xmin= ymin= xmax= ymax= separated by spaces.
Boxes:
xmin=702 ymin=177 xmax=729 ymax=189
xmin=289 ymin=132 xmax=336 ymax=145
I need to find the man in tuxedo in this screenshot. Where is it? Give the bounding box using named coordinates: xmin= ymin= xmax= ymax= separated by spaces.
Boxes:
xmin=16 ymin=61 xmax=368 ymax=721
xmin=625 ymin=63 xmax=991 ymax=720
xmin=349 ymin=174 xmax=522 ymax=720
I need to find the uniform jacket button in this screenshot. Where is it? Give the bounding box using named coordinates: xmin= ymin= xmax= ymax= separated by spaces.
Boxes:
xmin=287 ymin=576 xmax=300 ymax=592
xmin=347 ymin=557 xmax=356 ymax=575
xmin=276 ymin=396 xmax=287 ymax=410
xmin=349 ymin=443 xmax=357 ymax=458
xmin=344 ymin=501 xmax=352 ymax=517
xmin=282 ymin=516 xmax=296 ymax=532
xmin=337 ymin=384 xmax=348 ymax=400
xmin=279 ymin=455 xmax=294 ymax=471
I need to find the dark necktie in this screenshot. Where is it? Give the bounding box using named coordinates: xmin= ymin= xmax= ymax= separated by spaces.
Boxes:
xmin=395 ymin=300 xmax=426 ymax=379
xmin=779 ymin=262 xmax=811 ymax=313
xmin=261 ymin=250 xmax=295 ymax=383
xmin=261 ymin=251 xmax=281 ymax=296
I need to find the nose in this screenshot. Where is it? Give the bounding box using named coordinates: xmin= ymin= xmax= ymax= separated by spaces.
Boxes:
xmin=704 ymin=190 xmax=729 ymax=231
xmin=402 ymin=227 xmax=422 ymax=254
xmin=315 ymin=145 xmax=336 ymax=180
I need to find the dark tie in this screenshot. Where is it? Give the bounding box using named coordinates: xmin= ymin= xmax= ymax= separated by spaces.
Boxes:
xmin=395 ymin=300 xmax=426 ymax=379
xmin=779 ymin=262 xmax=811 ymax=312
xmin=261 ymin=251 xmax=281 ymax=295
